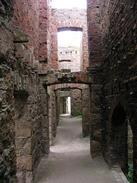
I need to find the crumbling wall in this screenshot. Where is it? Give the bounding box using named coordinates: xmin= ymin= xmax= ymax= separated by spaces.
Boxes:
xmin=0 ymin=0 xmax=49 ymax=182
xmin=0 ymin=0 xmax=16 ymax=181
xmin=12 ymin=0 xmax=40 ymax=59
xmin=48 ymin=85 xmax=58 ymax=145
xmin=87 ymin=0 xmax=103 ymax=157
xmin=71 ymin=89 xmax=82 ymax=116
xmin=100 ymin=0 xmax=137 ymax=181
xmin=81 ymin=87 xmax=91 ymax=137
xmin=49 ymin=8 xmax=89 ymax=71
xmin=87 ymin=0 xmax=137 ymax=181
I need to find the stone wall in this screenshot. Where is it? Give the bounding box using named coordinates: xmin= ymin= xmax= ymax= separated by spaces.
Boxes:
xmin=0 ymin=1 xmax=16 ymax=181
xmin=14 ymin=41 xmax=43 ymax=182
xmin=81 ymin=87 xmax=91 ymax=137
xmin=0 ymin=45 xmax=16 ymax=182
xmin=12 ymin=0 xmax=40 ymax=59
xmin=88 ymin=0 xmax=137 ymax=182
xmin=101 ymin=0 xmax=137 ymax=182
xmin=58 ymin=46 xmax=82 ymax=72
xmin=49 ymin=8 xmax=89 ymax=71
xmin=38 ymin=0 xmax=49 ymax=73
xmin=87 ymin=0 xmax=103 ymax=157
xmin=71 ymin=89 xmax=82 ymax=116
xmin=0 ymin=0 xmax=49 ymax=182
xmin=48 ymin=85 xmax=58 ymax=145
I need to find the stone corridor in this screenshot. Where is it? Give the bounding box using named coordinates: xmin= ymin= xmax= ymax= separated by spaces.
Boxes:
xmin=0 ymin=0 xmax=137 ymax=182
xmin=35 ymin=116 xmax=117 ymax=183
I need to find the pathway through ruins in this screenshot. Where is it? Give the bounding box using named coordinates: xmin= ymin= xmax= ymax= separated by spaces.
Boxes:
xmin=35 ymin=116 xmax=119 ymax=183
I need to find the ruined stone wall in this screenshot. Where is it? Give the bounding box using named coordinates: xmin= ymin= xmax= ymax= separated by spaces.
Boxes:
xmin=49 ymin=8 xmax=89 ymax=71
xmin=12 ymin=0 xmax=40 ymax=59
xmin=87 ymin=0 xmax=102 ymax=66
xmin=96 ymin=0 xmax=137 ymax=181
xmin=11 ymin=29 xmax=47 ymax=183
xmin=81 ymin=87 xmax=91 ymax=137
xmin=14 ymin=45 xmax=43 ymax=182
xmin=71 ymin=89 xmax=82 ymax=116
xmin=58 ymin=46 xmax=82 ymax=72
xmin=48 ymin=85 xmax=58 ymax=145
xmin=38 ymin=0 xmax=51 ymax=74
xmin=0 ymin=0 xmax=49 ymax=182
xmin=0 ymin=1 xmax=16 ymax=181
xmin=87 ymin=0 xmax=103 ymax=158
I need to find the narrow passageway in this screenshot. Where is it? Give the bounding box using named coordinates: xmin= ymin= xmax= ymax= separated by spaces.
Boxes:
xmin=35 ymin=117 xmax=117 ymax=183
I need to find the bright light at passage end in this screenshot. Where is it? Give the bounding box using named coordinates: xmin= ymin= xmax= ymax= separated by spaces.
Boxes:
xmin=51 ymin=0 xmax=87 ymax=9
xmin=58 ymin=31 xmax=83 ymax=47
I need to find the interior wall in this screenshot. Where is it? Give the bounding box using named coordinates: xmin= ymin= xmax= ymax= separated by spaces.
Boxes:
xmin=87 ymin=0 xmax=103 ymax=158
xmin=0 ymin=0 xmax=50 ymax=182
xmin=87 ymin=0 xmax=137 ymax=182
xmin=71 ymin=89 xmax=82 ymax=116
xmin=49 ymin=8 xmax=89 ymax=71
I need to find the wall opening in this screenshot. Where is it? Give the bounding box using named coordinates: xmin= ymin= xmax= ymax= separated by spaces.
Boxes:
xmin=111 ymin=104 xmax=128 ymax=173
xmin=111 ymin=103 xmax=133 ymax=182
xmin=66 ymin=97 xmax=71 ymax=115
xmin=57 ymin=30 xmax=83 ymax=72
xmin=60 ymin=96 xmax=71 ymax=116
xmin=51 ymin=0 xmax=87 ymax=9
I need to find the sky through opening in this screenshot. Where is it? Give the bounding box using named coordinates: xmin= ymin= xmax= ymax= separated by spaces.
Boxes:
xmin=51 ymin=0 xmax=87 ymax=9
xmin=58 ymin=31 xmax=83 ymax=48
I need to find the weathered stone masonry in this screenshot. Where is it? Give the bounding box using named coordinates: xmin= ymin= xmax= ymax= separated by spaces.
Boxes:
xmin=87 ymin=0 xmax=103 ymax=157
xmin=88 ymin=0 xmax=137 ymax=182
xmin=0 ymin=0 xmax=49 ymax=182
xmin=1 ymin=0 xmax=137 ymax=182
xmin=100 ymin=1 xmax=137 ymax=182
xmin=49 ymin=8 xmax=89 ymax=71
xmin=0 ymin=1 xmax=16 ymax=181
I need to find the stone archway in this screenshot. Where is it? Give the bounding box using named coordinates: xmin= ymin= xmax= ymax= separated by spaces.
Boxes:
xmin=110 ymin=103 xmax=128 ymax=174
xmin=45 ymin=82 xmax=91 ymax=145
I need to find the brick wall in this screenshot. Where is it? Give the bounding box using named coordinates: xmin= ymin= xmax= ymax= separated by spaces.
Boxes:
xmin=87 ymin=0 xmax=103 ymax=157
xmin=89 ymin=0 xmax=137 ymax=182
xmin=58 ymin=46 xmax=82 ymax=72
xmin=0 ymin=0 xmax=50 ymax=182
xmin=12 ymin=0 xmax=40 ymax=59
xmin=87 ymin=0 xmax=103 ymax=66
xmin=0 ymin=1 xmax=16 ymax=181
xmin=49 ymin=8 xmax=89 ymax=71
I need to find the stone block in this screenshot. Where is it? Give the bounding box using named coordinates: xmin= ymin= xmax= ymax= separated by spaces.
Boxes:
xmin=90 ymin=140 xmax=102 ymax=158
xmin=16 ymin=156 xmax=32 ymax=171
xmin=16 ymin=128 xmax=31 ymax=138
xmin=14 ymin=29 xmax=29 ymax=43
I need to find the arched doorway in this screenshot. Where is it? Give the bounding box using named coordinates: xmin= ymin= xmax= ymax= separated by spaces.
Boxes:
xmin=110 ymin=103 xmax=133 ymax=182
xmin=111 ymin=103 xmax=127 ymax=173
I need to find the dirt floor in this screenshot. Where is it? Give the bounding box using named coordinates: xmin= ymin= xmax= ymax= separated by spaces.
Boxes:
xmin=35 ymin=116 xmax=118 ymax=183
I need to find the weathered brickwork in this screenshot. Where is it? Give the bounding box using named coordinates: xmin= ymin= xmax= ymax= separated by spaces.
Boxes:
xmin=3 ymin=0 xmax=137 ymax=182
xmin=0 ymin=1 xmax=16 ymax=181
xmin=0 ymin=51 xmax=16 ymax=182
xmin=87 ymin=0 xmax=137 ymax=182
xmin=0 ymin=0 xmax=49 ymax=182
xmin=71 ymin=89 xmax=82 ymax=116
xmin=12 ymin=0 xmax=40 ymax=59
xmin=87 ymin=0 xmax=103 ymax=66
xmin=49 ymin=8 xmax=89 ymax=71
xmin=38 ymin=0 xmax=48 ymax=73
xmin=101 ymin=0 xmax=137 ymax=182
xmin=48 ymin=85 xmax=58 ymax=145
xmin=58 ymin=46 xmax=82 ymax=72
xmin=87 ymin=0 xmax=103 ymax=158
